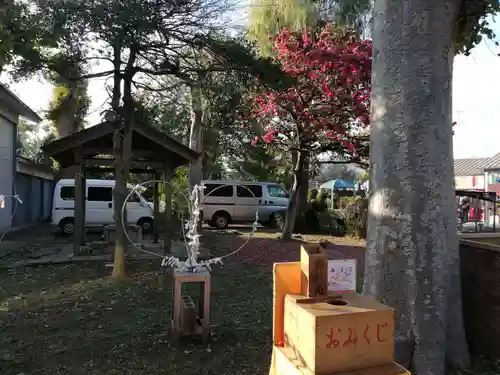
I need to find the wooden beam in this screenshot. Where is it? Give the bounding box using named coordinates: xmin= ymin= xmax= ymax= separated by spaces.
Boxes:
xmin=163 ymin=162 xmax=173 ymax=255
xmin=153 ymin=171 xmax=161 ymax=244
xmin=85 ymin=167 xmax=159 ymax=173
xmin=79 ymin=172 xmax=87 ymax=246
xmin=42 ymin=121 xmax=116 ymax=157
xmin=82 ymin=148 xmax=157 ymax=158
xmin=73 ymin=149 xmax=85 ymax=255
xmin=83 ymin=158 xmax=164 ymax=169
xmin=134 ymin=123 xmax=199 ymax=164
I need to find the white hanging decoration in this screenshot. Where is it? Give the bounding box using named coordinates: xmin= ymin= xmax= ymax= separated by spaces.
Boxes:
xmin=121 ymin=181 xmax=260 ymax=273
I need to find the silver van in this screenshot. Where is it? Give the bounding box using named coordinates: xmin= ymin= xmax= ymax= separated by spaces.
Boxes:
xmin=200 ymin=180 xmax=289 ymax=229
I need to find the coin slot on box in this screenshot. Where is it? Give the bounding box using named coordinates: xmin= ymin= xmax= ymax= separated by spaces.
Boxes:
xmin=326 ymin=299 xmax=348 ymax=306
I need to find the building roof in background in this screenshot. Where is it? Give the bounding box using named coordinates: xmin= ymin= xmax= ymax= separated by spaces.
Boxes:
xmin=482 ymin=153 xmax=500 ymax=171
xmin=454 ymin=157 xmax=489 ymax=176
xmin=0 ymin=83 xmax=41 ymax=122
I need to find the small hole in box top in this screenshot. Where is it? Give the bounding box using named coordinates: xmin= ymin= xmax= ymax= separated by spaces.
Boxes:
xmin=327 ymin=299 xmax=348 ymax=306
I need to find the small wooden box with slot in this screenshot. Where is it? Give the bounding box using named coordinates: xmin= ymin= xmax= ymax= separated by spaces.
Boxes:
xmin=283 ymin=291 xmax=395 ymax=375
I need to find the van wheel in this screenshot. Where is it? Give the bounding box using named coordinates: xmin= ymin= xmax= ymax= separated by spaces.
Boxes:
xmin=59 ymin=218 xmax=75 ymax=236
xmin=137 ymin=217 xmax=154 ymax=233
xmin=211 ymin=211 xmax=230 ymax=230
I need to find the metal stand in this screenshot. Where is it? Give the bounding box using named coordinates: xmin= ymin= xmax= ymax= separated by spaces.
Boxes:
xmin=172 ymin=268 xmax=211 ymax=343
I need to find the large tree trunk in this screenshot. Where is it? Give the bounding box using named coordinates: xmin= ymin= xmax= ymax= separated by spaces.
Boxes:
xmin=54 ymin=93 xmax=78 ymax=138
xmin=363 ymin=1 xmax=469 ymax=374
xmin=188 ymin=85 xmax=203 ymax=189
xmin=281 ymin=149 xmax=308 ymax=240
xmin=110 ymin=44 xmax=126 ymax=280
xmin=54 ymin=87 xmax=81 ymax=179
xmin=294 ymin=158 xmax=310 ymax=232
xmin=188 ymin=84 xmax=207 ymax=256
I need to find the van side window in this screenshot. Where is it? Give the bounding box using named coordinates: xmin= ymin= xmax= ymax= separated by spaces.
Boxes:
xmin=127 ymin=192 xmax=140 ymax=203
xmin=267 ymin=185 xmax=288 ymax=198
xmin=88 ymin=187 xmax=113 ymax=202
xmin=204 ymin=184 xmax=234 ymax=197
xmin=237 ymin=185 xmax=263 ymax=198
xmin=60 ymin=186 xmax=74 ymax=200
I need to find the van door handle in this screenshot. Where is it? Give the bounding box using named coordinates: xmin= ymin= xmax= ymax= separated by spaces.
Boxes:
xmin=269 ymin=200 xmax=274 ymax=204
xmin=258 ymin=199 xmax=262 ymax=204
xmin=108 ymin=203 xmax=112 ymax=208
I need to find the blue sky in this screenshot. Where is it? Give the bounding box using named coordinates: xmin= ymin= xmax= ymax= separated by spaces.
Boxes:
xmin=4 ymin=14 xmax=500 ymax=160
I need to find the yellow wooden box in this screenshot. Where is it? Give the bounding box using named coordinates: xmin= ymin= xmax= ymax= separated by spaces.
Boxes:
xmin=269 ymin=346 xmax=410 ymax=375
xmin=284 ymin=291 xmax=395 ymax=375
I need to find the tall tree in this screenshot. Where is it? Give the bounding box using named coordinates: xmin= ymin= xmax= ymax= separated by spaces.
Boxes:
xmin=364 ymin=1 xmax=499 ymax=374
xmin=247 ymin=0 xmax=371 ymax=55
xmin=16 ymin=119 xmax=57 ymax=163
xmin=250 ymin=25 xmax=371 ymax=239
xmin=47 ymin=79 xmax=90 ymax=138
xmin=3 ymin=0 xmax=237 ymax=279
xmin=4 ymin=0 xmax=287 ymax=277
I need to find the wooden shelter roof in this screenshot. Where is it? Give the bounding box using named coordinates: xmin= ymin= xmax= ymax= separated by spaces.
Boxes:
xmin=42 ymin=121 xmax=198 ymax=169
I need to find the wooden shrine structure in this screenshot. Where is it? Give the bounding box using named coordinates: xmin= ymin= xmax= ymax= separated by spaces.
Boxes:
xmin=42 ymin=120 xmax=198 ymax=255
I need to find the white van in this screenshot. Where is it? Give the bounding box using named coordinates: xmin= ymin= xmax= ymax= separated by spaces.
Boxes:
xmin=51 ymin=179 xmax=154 ymax=235
xmin=200 ymin=180 xmax=289 ymax=229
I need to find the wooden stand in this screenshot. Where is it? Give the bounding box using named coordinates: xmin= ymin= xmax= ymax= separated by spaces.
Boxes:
xmin=300 ymin=244 xmax=328 ymax=297
xmin=172 ymin=269 xmax=211 ymax=343
xmin=269 ymin=260 xmax=411 ymax=375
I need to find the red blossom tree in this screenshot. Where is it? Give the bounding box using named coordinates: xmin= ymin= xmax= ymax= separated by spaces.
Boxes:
xmin=249 ymin=24 xmax=372 ymax=239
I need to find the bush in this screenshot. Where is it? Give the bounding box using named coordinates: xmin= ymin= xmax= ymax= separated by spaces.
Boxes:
xmin=339 ymin=196 xmax=368 ymax=238
xmin=318 ymin=210 xmax=346 ymax=236
xmin=311 ymin=189 xmax=328 ymax=212
xmin=308 ymin=189 xmax=318 ymax=201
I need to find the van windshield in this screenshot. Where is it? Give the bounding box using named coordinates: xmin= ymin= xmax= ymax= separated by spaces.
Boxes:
xmin=267 ymin=185 xmax=289 ymax=198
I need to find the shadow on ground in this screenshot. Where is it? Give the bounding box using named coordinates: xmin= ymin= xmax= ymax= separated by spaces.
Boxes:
xmin=0 ymin=227 xmax=367 ymax=375
xmin=0 ymin=261 xmax=273 ymax=375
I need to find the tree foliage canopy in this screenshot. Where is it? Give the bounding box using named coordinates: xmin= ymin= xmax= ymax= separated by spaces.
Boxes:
xmin=249 ymin=25 xmax=372 ymax=164
xmin=247 ymin=0 xmax=371 ymax=56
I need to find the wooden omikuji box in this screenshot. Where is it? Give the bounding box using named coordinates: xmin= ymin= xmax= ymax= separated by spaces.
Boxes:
xmin=284 ymin=292 xmax=395 ymax=375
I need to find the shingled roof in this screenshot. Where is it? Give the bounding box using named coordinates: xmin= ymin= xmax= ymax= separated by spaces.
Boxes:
xmin=454 ymin=157 xmax=489 ymax=176
xmin=482 ymin=153 xmax=500 ymax=171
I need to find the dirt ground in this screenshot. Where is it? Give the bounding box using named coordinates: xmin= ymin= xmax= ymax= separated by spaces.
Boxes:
xmin=0 ymin=226 xmax=497 ymax=374
xmin=0 ymin=227 xmax=365 ymax=375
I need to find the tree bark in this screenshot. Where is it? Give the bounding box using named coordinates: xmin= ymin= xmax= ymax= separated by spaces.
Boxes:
xmin=363 ymin=1 xmax=469 ymax=374
xmin=281 ymin=149 xmax=308 ymax=240
xmin=188 ymin=85 xmax=203 ymax=188
xmin=110 ymin=43 xmax=127 ymax=280
xmin=295 ymin=158 xmax=310 ymax=232
xmin=54 ymin=86 xmax=82 ymax=179
xmin=188 ymin=84 xmax=207 ymax=255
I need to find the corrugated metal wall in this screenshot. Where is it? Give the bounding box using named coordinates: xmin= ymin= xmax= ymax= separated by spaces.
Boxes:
xmin=12 ymin=173 xmax=53 ymax=227
xmin=0 ymin=118 xmax=14 ymax=230
xmin=12 ymin=173 xmax=31 ymax=226
xmin=31 ymin=177 xmax=42 ymax=222
xmin=43 ymin=179 xmax=53 ymax=218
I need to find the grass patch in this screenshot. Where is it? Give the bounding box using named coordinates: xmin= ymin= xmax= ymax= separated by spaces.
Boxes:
xmin=0 ymin=261 xmax=273 ymax=375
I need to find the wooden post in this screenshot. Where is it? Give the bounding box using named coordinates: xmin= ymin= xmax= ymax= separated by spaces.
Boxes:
xmin=73 ymin=150 xmax=85 ymax=255
xmin=163 ymin=163 xmax=173 ymax=255
xmin=79 ymin=170 xmax=86 ymax=246
xmin=172 ymin=269 xmax=211 ymax=344
xmin=153 ymin=171 xmax=160 ymax=244
xmin=300 ymin=244 xmax=328 ymax=297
